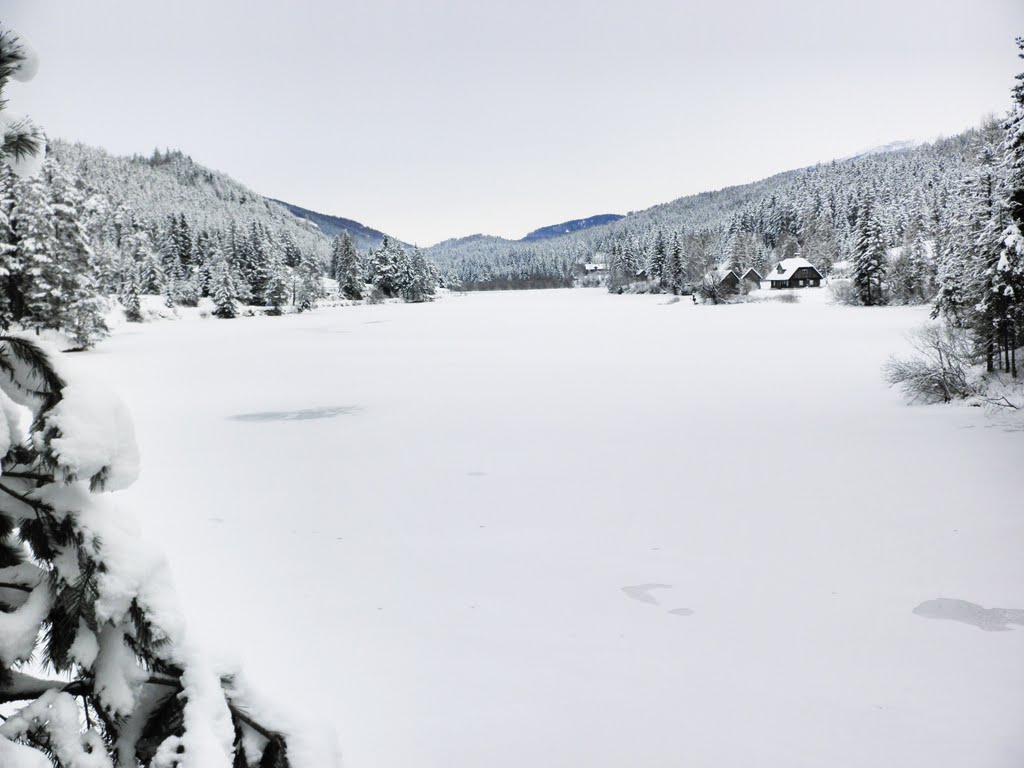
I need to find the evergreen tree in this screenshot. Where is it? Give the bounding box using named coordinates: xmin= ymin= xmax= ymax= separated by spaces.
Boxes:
xmin=932 ymin=211 xmax=972 ymax=322
xmin=974 ymin=38 xmax=1024 ymax=377
xmin=606 ymin=241 xmax=626 ymax=293
xmin=852 ymin=191 xmax=888 ymax=305
xmin=264 ymin=250 xmax=290 ymax=315
xmin=368 ymin=236 xmax=410 ymax=297
xmin=47 ymin=163 xmax=108 ymax=345
xmin=333 ymin=231 xmax=363 ymax=299
xmin=0 ymin=28 xmax=294 ymax=765
xmin=9 ymin=174 xmax=58 ymax=330
xmin=119 ymin=258 xmax=143 ymax=322
xmin=402 ymin=247 xmax=434 ymax=303
xmin=666 ymin=233 xmax=685 ymax=293
xmin=191 ymin=228 xmax=216 ymax=297
xmin=648 ymin=230 xmax=667 ymax=286
xmin=125 ymin=228 xmax=161 ymax=294
xmin=279 ymin=229 xmax=301 ymax=269
xmin=243 ymin=221 xmax=271 ymax=302
xmin=0 ymin=165 xmax=17 ymax=326
xmin=210 ymin=250 xmax=238 ymax=318
xmin=294 ymin=251 xmax=324 ymax=312
xmin=173 ymin=212 xmax=193 ymax=270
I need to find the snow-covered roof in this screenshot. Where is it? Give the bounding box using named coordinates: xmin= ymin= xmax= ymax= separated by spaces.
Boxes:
xmin=713 ymin=264 xmax=738 ymax=282
xmin=583 ymin=263 xmax=607 ymax=271
xmin=742 ymin=267 xmax=763 ymax=280
xmin=767 ymin=257 xmax=821 ymax=282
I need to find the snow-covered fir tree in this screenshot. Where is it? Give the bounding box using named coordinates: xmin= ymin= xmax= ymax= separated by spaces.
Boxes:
xmin=264 ymin=250 xmax=291 ymax=315
xmin=210 ymin=250 xmax=238 ymax=319
xmin=331 ymin=231 xmax=363 ymax=299
xmin=0 ymin=22 xmax=297 ymax=767
xmin=852 ymin=190 xmax=888 ymax=306
xmin=368 ymin=236 xmax=410 ymax=297
xmin=46 ymin=163 xmax=108 ymax=346
xmin=8 ymin=173 xmax=58 ymax=331
xmin=119 ymin=258 xmax=143 ymax=323
xmin=969 ymin=38 xmax=1024 ymax=377
xmin=294 ymin=251 xmax=325 ymax=312
xmin=929 ymin=39 xmax=1024 ymax=380
xmin=402 ymin=247 xmax=436 ymax=303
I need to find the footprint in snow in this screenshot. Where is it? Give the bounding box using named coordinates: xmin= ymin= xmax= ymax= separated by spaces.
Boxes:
xmin=622 ymin=583 xmax=694 ymax=618
xmin=622 ymin=583 xmax=673 ymax=605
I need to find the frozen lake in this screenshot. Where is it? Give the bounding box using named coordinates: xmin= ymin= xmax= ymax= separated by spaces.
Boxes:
xmin=67 ymin=289 xmax=1024 ymax=768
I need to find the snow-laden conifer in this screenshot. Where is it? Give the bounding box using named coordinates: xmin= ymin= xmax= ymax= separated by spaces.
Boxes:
xmin=0 ymin=23 xmax=297 ymax=767
xmin=210 ymin=251 xmax=238 ymax=319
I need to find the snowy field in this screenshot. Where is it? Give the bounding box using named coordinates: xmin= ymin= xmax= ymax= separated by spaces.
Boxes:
xmin=65 ymin=288 xmax=1024 ymax=768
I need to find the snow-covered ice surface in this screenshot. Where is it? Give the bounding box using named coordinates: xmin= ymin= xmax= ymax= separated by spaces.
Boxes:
xmin=64 ymin=288 xmax=1024 ymax=768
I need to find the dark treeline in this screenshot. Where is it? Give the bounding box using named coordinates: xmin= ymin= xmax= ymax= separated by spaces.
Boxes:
xmin=427 ymin=235 xmax=580 ymax=290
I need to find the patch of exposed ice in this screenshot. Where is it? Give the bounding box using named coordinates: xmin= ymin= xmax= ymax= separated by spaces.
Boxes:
xmin=913 ymin=598 xmax=1024 ymax=632
xmin=228 ymin=406 xmax=359 ymax=422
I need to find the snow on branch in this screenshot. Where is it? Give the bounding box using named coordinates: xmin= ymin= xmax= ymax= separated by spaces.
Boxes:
xmin=0 ymin=337 xmax=293 ymax=766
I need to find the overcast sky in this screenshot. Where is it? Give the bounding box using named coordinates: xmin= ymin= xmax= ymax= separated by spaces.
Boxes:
xmin=6 ymin=1 xmax=1024 ymax=245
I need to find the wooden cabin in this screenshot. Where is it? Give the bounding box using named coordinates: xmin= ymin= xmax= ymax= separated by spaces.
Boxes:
xmin=766 ymin=258 xmax=823 ymax=289
xmin=720 ymin=269 xmax=740 ymax=292
xmin=741 ymin=267 xmax=763 ymax=289
xmin=708 ymin=265 xmax=740 ymax=293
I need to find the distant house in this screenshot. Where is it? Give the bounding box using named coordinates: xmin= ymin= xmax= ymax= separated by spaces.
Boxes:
xmin=575 ymin=262 xmax=608 ymax=279
xmin=720 ymin=268 xmax=740 ymax=292
xmin=705 ymin=265 xmax=740 ymax=293
xmin=766 ymin=258 xmax=824 ymax=289
xmin=741 ymin=267 xmax=763 ymax=289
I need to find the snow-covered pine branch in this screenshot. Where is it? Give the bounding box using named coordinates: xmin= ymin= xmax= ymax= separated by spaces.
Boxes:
xmin=0 ymin=333 xmax=294 ymax=767
xmin=0 ymin=27 xmax=44 ymax=180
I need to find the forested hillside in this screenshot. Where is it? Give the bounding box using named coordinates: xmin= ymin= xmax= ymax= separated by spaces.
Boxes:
xmin=50 ymin=141 xmax=329 ymax=257
xmin=0 ymin=140 xmax=441 ymax=347
xmin=424 ymin=135 xmax=981 ymax=293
